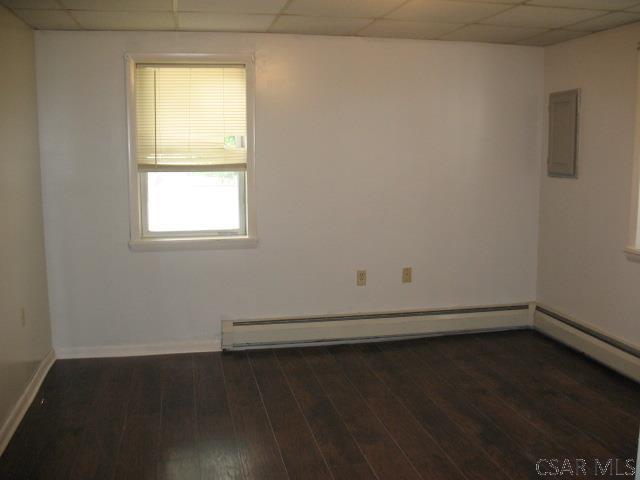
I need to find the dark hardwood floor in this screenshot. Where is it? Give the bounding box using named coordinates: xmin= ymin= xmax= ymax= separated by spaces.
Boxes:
xmin=1 ymin=330 xmax=639 ymax=479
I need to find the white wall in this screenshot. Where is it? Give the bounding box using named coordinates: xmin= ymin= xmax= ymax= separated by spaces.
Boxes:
xmin=539 ymin=22 xmax=640 ymax=348
xmin=35 ymin=31 xmax=543 ymax=353
xmin=0 ymin=7 xmax=52 ymax=427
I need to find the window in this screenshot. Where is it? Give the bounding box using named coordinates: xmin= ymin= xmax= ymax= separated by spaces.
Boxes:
xmin=628 ymin=56 xmax=640 ymax=260
xmin=126 ymin=54 xmax=256 ymax=251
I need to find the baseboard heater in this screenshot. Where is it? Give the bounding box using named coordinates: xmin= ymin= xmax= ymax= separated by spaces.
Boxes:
xmin=534 ymin=305 xmax=640 ymax=383
xmin=222 ymin=303 xmax=532 ymax=350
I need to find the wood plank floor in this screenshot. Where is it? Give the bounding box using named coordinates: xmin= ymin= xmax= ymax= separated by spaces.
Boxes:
xmin=1 ymin=330 xmax=639 ymax=479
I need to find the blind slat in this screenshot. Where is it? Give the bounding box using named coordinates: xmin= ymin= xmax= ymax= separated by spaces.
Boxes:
xmin=138 ymin=163 xmax=247 ymax=173
xmin=135 ymin=64 xmax=247 ymax=168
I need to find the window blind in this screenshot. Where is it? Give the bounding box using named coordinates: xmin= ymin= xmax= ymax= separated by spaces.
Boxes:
xmin=135 ymin=64 xmax=247 ymax=171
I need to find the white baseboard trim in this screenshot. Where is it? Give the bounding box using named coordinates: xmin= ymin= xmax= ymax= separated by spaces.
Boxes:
xmin=55 ymin=337 xmax=221 ymax=359
xmin=3 ymin=304 xmax=637 ymax=459
xmin=0 ymin=349 xmax=55 ymax=456
xmin=223 ymin=303 xmax=533 ymax=350
xmin=534 ymin=305 xmax=640 ymax=383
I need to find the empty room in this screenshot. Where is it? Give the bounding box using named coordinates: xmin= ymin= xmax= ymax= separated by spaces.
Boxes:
xmin=1 ymin=0 xmax=640 ymax=478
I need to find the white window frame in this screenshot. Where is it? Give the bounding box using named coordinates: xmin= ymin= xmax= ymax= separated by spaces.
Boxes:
xmin=125 ymin=53 xmax=257 ymax=252
xmin=627 ymin=54 xmax=640 ymax=261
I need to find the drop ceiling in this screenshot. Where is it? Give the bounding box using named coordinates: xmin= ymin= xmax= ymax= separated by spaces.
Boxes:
xmin=3 ymin=0 xmax=640 ymax=46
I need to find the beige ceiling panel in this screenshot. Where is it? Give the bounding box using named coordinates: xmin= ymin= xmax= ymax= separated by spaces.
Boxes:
xmin=4 ymin=0 xmax=637 ymax=46
xmin=0 ymin=0 xmax=60 ymax=9
xmin=286 ymin=0 xmax=405 ymax=19
xmin=452 ymin=0 xmax=520 ymax=3
xmin=517 ymin=29 xmax=588 ymax=45
xmin=72 ymin=10 xmax=174 ymax=29
xmin=388 ymin=0 xmax=510 ymax=24
xmin=359 ymin=19 xmax=460 ymax=39
xmin=13 ymin=9 xmax=79 ymax=28
xmin=179 ymin=12 xmax=274 ymax=31
xmin=528 ymin=0 xmax=638 ymax=10
xmin=60 ymin=0 xmax=173 ymax=11
xmin=567 ymin=11 xmax=640 ymax=31
xmin=442 ymin=24 xmax=547 ymax=43
xmin=270 ymin=15 xmax=371 ymax=35
xmin=178 ymin=0 xmax=288 ymax=14
xmin=481 ymin=5 xmax=603 ymax=28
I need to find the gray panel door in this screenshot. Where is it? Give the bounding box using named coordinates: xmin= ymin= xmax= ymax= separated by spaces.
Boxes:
xmin=548 ymin=89 xmax=580 ymax=178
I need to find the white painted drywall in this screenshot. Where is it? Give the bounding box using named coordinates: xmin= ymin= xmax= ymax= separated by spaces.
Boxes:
xmin=0 ymin=6 xmax=52 ymax=427
xmin=539 ymin=22 xmax=640 ymax=348
xmin=35 ymin=31 xmax=543 ymax=353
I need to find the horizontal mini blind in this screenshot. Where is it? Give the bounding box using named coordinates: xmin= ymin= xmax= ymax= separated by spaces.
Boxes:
xmin=135 ymin=64 xmax=247 ymax=171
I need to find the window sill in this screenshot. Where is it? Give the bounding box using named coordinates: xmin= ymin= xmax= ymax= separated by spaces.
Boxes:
xmin=129 ymin=236 xmax=258 ymax=252
xmin=624 ymin=246 xmax=640 ymax=261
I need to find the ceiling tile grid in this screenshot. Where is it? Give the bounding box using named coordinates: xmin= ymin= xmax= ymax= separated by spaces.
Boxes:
xmin=178 ymin=12 xmax=276 ymax=31
xmin=359 ymin=18 xmax=460 ymax=38
xmin=3 ymin=0 xmax=640 ymax=46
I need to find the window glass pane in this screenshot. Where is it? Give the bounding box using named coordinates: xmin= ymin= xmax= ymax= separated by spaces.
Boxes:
xmin=146 ymin=171 xmax=242 ymax=233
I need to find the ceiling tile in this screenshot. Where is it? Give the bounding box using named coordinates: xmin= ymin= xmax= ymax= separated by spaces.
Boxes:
xmin=452 ymin=0 xmax=521 ymax=3
xmin=568 ymin=11 xmax=640 ymax=30
xmin=388 ymin=1 xmax=510 ymax=24
xmin=359 ymin=19 xmax=460 ymax=39
xmin=72 ymin=10 xmax=175 ymax=29
xmin=270 ymin=15 xmax=371 ymax=35
xmin=286 ymin=0 xmax=405 ymax=18
xmin=60 ymin=0 xmax=173 ymax=11
xmin=0 ymin=0 xmax=60 ymax=9
xmin=517 ymin=29 xmax=588 ymax=45
xmin=527 ymin=0 xmax=639 ymax=10
xmin=481 ymin=5 xmax=603 ymax=28
xmin=12 ymin=9 xmax=79 ymax=28
xmin=179 ymin=12 xmax=274 ymax=31
xmin=441 ymin=24 xmax=547 ymax=43
xmin=178 ymin=0 xmax=288 ymax=14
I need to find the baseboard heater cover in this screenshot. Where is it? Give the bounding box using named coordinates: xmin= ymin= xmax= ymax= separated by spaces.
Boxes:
xmin=222 ymin=303 xmax=532 ymax=350
xmin=534 ymin=305 xmax=640 ymax=383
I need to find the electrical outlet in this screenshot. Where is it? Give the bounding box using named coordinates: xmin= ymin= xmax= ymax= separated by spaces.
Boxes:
xmin=20 ymin=307 xmax=26 ymax=327
xmin=356 ymin=270 xmax=367 ymax=286
xmin=402 ymin=267 xmax=412 ymax=283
